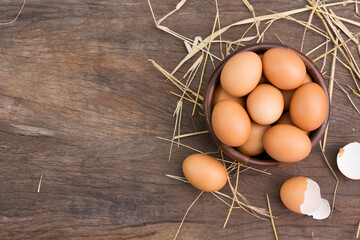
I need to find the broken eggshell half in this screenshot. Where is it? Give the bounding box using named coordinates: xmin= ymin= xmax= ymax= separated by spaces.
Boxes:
xmin=337 ymin=142 xmax=360 ymax=180
xmin=280 ymin=176 xmax=330 ymax=220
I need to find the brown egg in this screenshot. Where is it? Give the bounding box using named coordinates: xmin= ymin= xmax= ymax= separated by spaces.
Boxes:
xmin=263 ymin=48 xmax=306 ymax=90
xmin=182 ymin=154 xmax=227 ymax=192
xmin=212 ymin=100 xmax=251 ymax=146
xmin=236 ymin=121 xmax=270 ymax=156
xmin=280 ymin=176 xmax=308 ymax=214
xmin=290 ymin=82 xmax=328 ymax=131
xmin=213 ymin=84 xmax=245 ymax=108
xmin=246 ymin=84 xmax=284 ymax=125
xmin=263 ymin=124 xmax=311 ymax=162
xmin=281 ymin=73 xmax=313 ymax=111
xmin=221 ymin=51 xmax=262 ymax=97
xmin=276 ymin=112 xmax=310 ymax=135
xmin=280 ymin=177 xmax=329 ymax=220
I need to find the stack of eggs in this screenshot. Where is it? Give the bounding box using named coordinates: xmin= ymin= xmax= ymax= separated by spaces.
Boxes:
xmin=212 ymin=48 xmax=328 ymax=163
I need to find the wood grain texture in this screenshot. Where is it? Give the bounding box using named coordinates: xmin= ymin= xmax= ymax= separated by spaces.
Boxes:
xmin=0 ymin=0 xmax=359 ymax=239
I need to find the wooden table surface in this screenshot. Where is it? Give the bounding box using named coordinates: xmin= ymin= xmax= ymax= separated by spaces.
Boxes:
xmin=0 ymin=0 xmax=359 ymax=239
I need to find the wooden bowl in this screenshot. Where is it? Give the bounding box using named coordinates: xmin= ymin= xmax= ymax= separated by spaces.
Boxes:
xmin=204 ymin=43 xmax=330 ymax=168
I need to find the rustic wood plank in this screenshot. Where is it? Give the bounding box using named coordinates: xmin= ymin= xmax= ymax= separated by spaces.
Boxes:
xmin=0 ymin=0 xmax=359 ymax=239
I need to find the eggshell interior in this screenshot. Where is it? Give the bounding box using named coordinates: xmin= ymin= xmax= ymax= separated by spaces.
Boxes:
xmin=280 ymin=176 xmax=329 ymax=220
xmin=308 ymin=198 xmax=331 ymax=220
xmin=337 ymin=142 xmax=360 ymax=180
xmin=300 ymin=178 xmax=322 ymax=215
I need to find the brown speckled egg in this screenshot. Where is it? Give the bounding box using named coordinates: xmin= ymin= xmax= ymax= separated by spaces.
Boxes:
xmin=182 ymin=154 xmax=227 ymax=192
xmin=290 ymin=82 xmax=328 ymax=131
xmin=263 ymin=48 xmax=306 ymax=90
xmin=246 ymin=84 xmax=284 ymax=125
xmin=263 ymin=124 xmax=311 ymax=162
xmin=220 ymin=51 xmax=262 ymax=97
xmin=213 ymin=84 xmax=245 ymax=108
xmin=236 ymin=121 xmax=270 ymax=156
xmin=212 ymin=99 xmax=251 ymax=147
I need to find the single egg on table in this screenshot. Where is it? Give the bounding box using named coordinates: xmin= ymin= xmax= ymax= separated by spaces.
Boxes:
xmin=262 ymin=48 xmax=306 ymax=90
xmin=236 ymin=121 xmax=270 ymax=156
xmin=220 ymin=51 xmax=262 ymax=97
xmin=212 ymin=99 xmax=251 ymax=147
xmin=263 ymin=124 xmax=311 ymax=163
xmin=182 ymin=153 xmax=228 ymax=192
xmin=246 ymin=84 xmax=284 ymax=125
xmin=213 ymin=84 xmax=245 ymax=108
xmin=280 ymin=176 xmax=330 ymax=220
xmin=290 ymin=82 xmax=328 ymax=131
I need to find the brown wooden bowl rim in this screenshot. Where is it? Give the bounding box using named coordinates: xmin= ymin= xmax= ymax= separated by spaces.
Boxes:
xmin=204 ymin=42 xmax=330 ymax=168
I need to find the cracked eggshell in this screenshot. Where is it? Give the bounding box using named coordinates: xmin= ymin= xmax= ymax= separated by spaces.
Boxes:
xmin=308 ymin=198 xmax=330 ymax=220
xmin=280 ymin=177 xmax=330 ymax=220
xmin=300 ymin=178 xmax=322 ymax=215
xmin=337 ymin=142 xmax=360 ymax=180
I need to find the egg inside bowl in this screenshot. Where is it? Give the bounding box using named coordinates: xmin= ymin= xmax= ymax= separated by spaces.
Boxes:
xmin=204 ymin=43 xmax=330 ymax=168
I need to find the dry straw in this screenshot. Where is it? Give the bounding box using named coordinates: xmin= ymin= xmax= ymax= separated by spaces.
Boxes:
xmin=37 ymin=174 xmax=43 ymax=193
xmin=0 ymin=0 xmax=25 ymax=26
xmin=148 ymin=0 xmax=360 ymax=238
xmin=319 ymin=141 xmax=339 ymax=219
xmin=173 ymin=191 xmax=203 ymax=240
xmin=321 ymin=33 xmax=338 ymax=153
xmin=266 ymin=194 xmax=278 ymax=240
